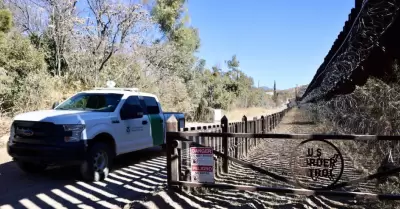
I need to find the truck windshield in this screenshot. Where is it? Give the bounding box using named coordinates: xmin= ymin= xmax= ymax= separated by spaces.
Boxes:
xmin=55 ymin=93 xmax=123 ymax=112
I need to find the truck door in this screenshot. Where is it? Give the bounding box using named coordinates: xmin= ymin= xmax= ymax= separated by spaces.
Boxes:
xmin=119 ymin=96 xmax=150 ymax=152
xmin=141 ymin=96 xmax=165 ymax=147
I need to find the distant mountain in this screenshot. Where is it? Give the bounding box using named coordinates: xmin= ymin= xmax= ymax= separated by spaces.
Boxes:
xmin=260 ymin=86 xmax=273 ymax=91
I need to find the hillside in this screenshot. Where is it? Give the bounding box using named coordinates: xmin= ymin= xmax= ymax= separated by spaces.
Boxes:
xmin=276 ymin=84 xmax=308 ymax=97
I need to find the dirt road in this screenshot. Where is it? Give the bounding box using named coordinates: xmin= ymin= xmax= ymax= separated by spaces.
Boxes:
xmin=0 ymin=147 xmax=167 ymax=209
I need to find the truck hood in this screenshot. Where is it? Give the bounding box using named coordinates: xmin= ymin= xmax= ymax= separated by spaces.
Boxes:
xmin=13 ymin=110 xmax=111 ymax=124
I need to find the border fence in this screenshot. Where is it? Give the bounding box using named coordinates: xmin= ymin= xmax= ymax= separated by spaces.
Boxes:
xmin=165 ymin=108 xmax=289 ymax=190
xmin=165 ymin=107 xmax=400 ymax=200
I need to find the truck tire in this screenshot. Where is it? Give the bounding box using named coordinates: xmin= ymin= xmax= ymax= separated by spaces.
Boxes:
xmin=80 ymin=142 xmax=113 ymax=182
xmin=16 ymin=160 xmax=47 ymax=173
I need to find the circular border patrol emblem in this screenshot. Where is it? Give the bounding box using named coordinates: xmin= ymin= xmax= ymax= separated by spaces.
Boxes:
xmin=290 ymin=139 xmax=344 ymax=190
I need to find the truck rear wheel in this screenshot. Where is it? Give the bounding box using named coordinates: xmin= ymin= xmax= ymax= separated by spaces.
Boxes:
xmin=80 ymin=143 xmax=113 ymax=182
xmin=16 ymin=160 xmax=47 ymax=173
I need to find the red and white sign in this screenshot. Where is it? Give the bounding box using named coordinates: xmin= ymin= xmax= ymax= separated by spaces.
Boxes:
xmin=190 ymin=147 xmax=214 ymax=183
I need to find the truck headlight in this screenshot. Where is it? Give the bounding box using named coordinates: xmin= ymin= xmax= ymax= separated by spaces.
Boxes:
xmin=63 ymin=124 xmax=85 ymax=142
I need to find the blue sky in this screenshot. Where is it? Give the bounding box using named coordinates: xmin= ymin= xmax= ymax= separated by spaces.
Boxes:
xmin=187 ymin=1 xmax=354 ymax=89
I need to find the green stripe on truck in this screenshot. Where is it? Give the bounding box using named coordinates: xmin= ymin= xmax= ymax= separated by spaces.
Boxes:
xmin=148 ymin=114 xmax=164 ymax=146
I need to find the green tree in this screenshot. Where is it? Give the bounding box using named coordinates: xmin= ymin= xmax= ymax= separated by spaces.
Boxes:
xmin=0 ymin=10 xmax=46 ymax=113
xmin=151 ymin=0 xmax=185 ymax=34
xmin=226 ymin=54 xmax=240 ymax=80
xmin=151 ymin=0 xmax=200 ymax=55
xmin=0 ymin=9 xmax=12 ymax=34
xmin=272 ymin=80 xmax=279 ymax=106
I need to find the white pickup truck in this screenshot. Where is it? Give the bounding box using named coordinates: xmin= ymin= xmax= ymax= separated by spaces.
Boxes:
xmin=6 ymin=87 xmax=185 ymax=181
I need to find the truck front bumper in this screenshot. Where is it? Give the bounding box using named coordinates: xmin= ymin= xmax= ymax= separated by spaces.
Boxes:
xmin=7 ymin=141 xmax=87 ymax=165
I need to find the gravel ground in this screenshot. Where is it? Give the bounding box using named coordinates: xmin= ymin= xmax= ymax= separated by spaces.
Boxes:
xmin=126 ymin=108 xmax=377 ymax=209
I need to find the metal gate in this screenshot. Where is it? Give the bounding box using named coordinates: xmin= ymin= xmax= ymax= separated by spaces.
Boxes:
xmin=166 ymin=121 xmax=400 ymax=201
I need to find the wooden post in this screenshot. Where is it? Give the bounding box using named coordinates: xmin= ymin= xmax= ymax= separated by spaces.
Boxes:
xmin=221 ymin=115 xmax=229 ymax=173
xmin=269 ymin=115 xmax=272 ymax=131
xmin=166 ymin=115 xmax=179 ymax=188
xmin=203 ymin=126 xmax=208 ymax=146
xmin=242 ymin=115 xmax=248 ymax=157
xmin=272 ymin=114 xmax=276 ymax=129
xmin=212 ymin=125 xmax=216 ymax=150
xmin=253 ymin=117 xmax=257 ymax=147
xmin=234 ymin=123 xmax=238 ymax=159
xmin=196 ymin=126 xmax=202 ymax=144
xmin=261 ymin=115 xmax=265 ymax=134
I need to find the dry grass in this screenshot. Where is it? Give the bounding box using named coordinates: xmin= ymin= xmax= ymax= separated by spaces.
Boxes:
xmin=306 ymin=75 xmax=400 ymax=208
xmin=0 ymin=114 xmax=11 ymax=148
xmin=0 ymin=115 xmax=11 ymax=142
xmin=0 ymin=116 xmax=11 ymax=136
xmin=224 ymin=106 xmax=287 ymax=122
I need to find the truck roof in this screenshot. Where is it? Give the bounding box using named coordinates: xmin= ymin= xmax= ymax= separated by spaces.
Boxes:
xmin=81 ymin=88 xmax=159 ymax=102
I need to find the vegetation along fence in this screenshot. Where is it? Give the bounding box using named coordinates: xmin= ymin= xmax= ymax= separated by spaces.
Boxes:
xmin=165 ymin=108 xmax=400 ymax=200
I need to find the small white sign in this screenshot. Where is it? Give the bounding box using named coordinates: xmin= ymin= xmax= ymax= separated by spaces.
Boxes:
xmin=190 ymin=147 xmax=214 ymax=183
xmin=214 ymin=109 xmax=222 ymax=123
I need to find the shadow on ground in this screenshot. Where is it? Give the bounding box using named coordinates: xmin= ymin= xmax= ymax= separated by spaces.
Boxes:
xmin=281 ymin=121 xmax=316 ymax=125
xmin=0 ymin=147 xmax=167 ymax=209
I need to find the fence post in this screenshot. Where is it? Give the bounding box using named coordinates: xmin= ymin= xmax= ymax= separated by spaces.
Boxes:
xmin=253 ymin=117 xmax=257 ymax=148
xmin=234 ymin=123 xmax=238 ymax=159
xmin=196 ymin=126 xmax=202 ymax=144
xmin=166 ymin=115 xmax=179 ymax=188
xmin=261 ymin=115 xmax=265 ymax=134
xmin=221 ymin=115 xmax=229 ymax=173
xmin=203 ymin=126 xmax=208 ymax=146
xmin=242 ymin=115 xmax=248 ymax=157
xmin=269 ymin=115 xmax=272 ymax=130
xmin=272 ymin=114 xmax=276 ymax=129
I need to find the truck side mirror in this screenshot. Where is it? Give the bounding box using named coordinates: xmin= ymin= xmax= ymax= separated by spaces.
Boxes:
xmin=52 ymin=101 xmax=60 ymax=109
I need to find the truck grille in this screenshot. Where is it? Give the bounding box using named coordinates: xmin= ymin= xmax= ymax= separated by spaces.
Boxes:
xmin=12 ymin=121 xmax=64 ymax=144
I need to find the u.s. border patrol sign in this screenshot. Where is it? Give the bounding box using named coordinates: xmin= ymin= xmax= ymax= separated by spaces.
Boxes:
xmin=290 ymin=139 xmax=344 ymax=190
xmin=190 ymin=147 xmax=214 ymax=183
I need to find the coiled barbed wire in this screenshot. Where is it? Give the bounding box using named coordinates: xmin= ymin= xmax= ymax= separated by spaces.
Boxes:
xmin=302 ymin=0 xmax=400 ymax=103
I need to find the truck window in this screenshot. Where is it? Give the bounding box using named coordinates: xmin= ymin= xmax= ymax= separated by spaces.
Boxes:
xmin=55 ymin=93 xmax=123 ymax=112
xmin=122 ymin=96 xmax=143 ymax=113
xmin=143 ymin=96 xmax=160 ymax=114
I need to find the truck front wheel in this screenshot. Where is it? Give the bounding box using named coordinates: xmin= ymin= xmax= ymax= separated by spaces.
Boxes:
xmin=16 ymin=160 xmax=47 ymax=173
xmin=80 ymin=143 xmax=113 ymax=182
